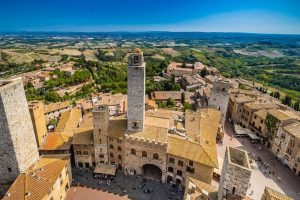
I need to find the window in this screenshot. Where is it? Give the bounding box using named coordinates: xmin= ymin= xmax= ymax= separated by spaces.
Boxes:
xmin=118 ymin=146 xmax=122 ymax=151
xmin=186 ymin=166 xmax=195 ymax=174
xmin=118 ymin=155 xmax=122 ymax=160
xmin=291 ymin=141 xmax=295 ymax=146
xmin=169 ymin=158 xmax=175 ymax=164
xmin=142 ymin=151 xmax=147 ymax=158
xmin=109 ymin=144 xmax=114 ymax=149
xmin=287 ymin=149 xmax=292 ymax=155
xmin=153 ymin=153 xmax=159 ymax=160
xmin=110 ymin=153 xmax=114 ymax=158
xmin=178 ymin=160 xmax=184 ymax=167
xmin=177 ymin=170 xmax=182 ymax=176
xmin=131 ymin=148 xmax=136 ymax=155
xmin=7 ymin=168 xmax=11 ymax=172
xmin=99 ymin=154 xmax=104 ymax=158
xmin=189 ymin=160 xmax=193 ymax=166
xmin=168 ymin=167 xmax=174 ymax=173
xmin=99 ymin=129 xmax=101 ymax=134
xmin=77 ymin=151 xmax=82 ymax=155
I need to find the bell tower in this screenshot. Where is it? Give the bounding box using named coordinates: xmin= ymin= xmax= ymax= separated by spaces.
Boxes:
xmin=127 ymin=48 xmax=145 ymax=132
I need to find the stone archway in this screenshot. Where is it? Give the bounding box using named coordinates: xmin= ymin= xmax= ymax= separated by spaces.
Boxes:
xmin=142 ymin=164 xmax=162 ymax=181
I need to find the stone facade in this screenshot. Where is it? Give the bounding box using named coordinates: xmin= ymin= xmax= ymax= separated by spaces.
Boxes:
xmin=166 ymin=155 xmax=214 ymax=186
xmin=271 ymin=122 xmax=300 ymax=176
xmin=0 ymin=79 xmax=39 ymax=197
xmin=73 ymin=144 xmax=95 ymax=169
xmin=127 ymin=49 xmax=145 ymax=132
xmin=28 ymin=101 xmax=48 ymax=147
xmin=208 ymin=78 xmax=235 ymax=126
xmin=93 ymin=105 xmax=109 ymax=165
xmin=124 ymin=136 xmax=167 ymax=182
xmin=218 ymin=147 xmax=252 ymax=200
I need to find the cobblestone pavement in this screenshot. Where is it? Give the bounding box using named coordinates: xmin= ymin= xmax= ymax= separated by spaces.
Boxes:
xmin=217 ymin=120 xmax=300 ymax=200
xmin=66 ymin=169 xmax=184 ymax=200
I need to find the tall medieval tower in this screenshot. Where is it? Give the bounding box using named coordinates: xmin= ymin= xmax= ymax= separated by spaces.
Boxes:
xmin=208 ymin=78 xmax=234 ymax=126
xmin=93 ymin=105 xmax=109 ymax=165
xmin=127 ymin=48 xmax=145 ymax=132
xmin=0 ymin=79 xmax=39 ymax=196
xmin=218 ymin=147 xmax=252 ymax=200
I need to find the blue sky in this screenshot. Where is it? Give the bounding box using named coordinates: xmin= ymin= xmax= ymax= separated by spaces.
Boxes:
xmin=1 ymin=0 xmax=300 ymax=34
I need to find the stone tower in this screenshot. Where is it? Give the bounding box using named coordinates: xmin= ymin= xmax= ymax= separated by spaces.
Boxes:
xmin=208 ymin=78 xmax=234 ymax=126
xmin=218 ymin=147 xmax=252 ymax=200
xmin=127 ymin=48 xmax=145 ymax=131
xmin=0 ymin=79 xmax=39 ymax=196
xmin=93 ymin=105 xmax=109 ymax=165
xmin=28 ymin=101 xmax=48 ymax=147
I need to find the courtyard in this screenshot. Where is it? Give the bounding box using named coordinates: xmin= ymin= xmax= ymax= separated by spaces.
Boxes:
xmin=218 ymin=120 xmax=300 ymax=200
xmin=66 ymin=169 xmax=184 ymax=200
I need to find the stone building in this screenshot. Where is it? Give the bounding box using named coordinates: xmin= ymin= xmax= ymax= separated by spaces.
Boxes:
xmin=127 ymin=48 xmax=145 ymax=132
xmin=271 ymin=121 xmax=300 ymax=176
xmin=0 ymin=79 xmax=40 ymax=196
xmin=28 ymin=101 xmax=48 ymax=147
xmin=88 ymin=50 xmax=221 ymax=186
xmin=72 ymin=113 xmax=95 ymax=168
xmin=227 ymin=94 xmax=254 ymax=124
xmin=261 ymin=187 xmax=293 ymax=200
xmin=208 ymin=78 xmax=236 ymax=126
xmin=218 ymin=147 xmax=252 ymax=200
xmin=44 ymin=101 xmax=71 ymax=123
xmin=166 ymin=62 xmax=205 ymax=76
xmin=2 ymin=154 xmax=72 ymax=200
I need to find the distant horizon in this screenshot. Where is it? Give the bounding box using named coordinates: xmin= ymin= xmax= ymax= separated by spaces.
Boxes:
xmin=1 ymin=0 xmax=300 ymax=34
xmin=1 ymin=30 xmax=300 ymax=36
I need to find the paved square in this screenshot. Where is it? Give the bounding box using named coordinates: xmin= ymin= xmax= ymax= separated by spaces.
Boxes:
xmin=66 ymin=169 xmax=184 ymax=200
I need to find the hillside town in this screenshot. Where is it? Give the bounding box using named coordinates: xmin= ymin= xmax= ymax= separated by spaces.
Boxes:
xmin=0 ymin=49 xmax=299 ymax=200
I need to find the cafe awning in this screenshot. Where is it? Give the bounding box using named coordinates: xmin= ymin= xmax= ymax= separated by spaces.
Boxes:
xmin=94 ymin=163 xmax=117 ymax=176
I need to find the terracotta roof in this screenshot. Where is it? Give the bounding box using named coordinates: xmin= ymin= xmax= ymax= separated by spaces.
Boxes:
xmin=153 ymin=91 xmax=182 ymax=101
xmin=107 ymin=116 xmax=127 ymax=139
xmin=144 ymin=116 xmax=170 ymax=129
xmin=3 ymin=154 xmax=70 ymax=200
xmin=72 ymin=113 xmax=94 ymax=145
xmin=264 ymin=187 xmax=293 ymax=200
xmin=72 ymin=131 xmax=93 ymax=145
xmin=231 ymin=95 xmax=254 ymax=104
xmin=39 ymin=132 xmax=72 ymax=151
xmin=75 ymin=112 xmax=93 ymax=134
xmin=167 ymin=135 xmax=218 ymax=168
xmin=188 ymin=177 xmax=217 ymax=193
xmin=244 ymin=102 xmax=278 ymax=110
xmin=168 ymin=108 xmax=220 ymax=168
xmin=283 ymin=122 xmax=300 ymax=139
xmin=267 ymin=109 xmax=292 ymax=121
xmin=254 ymin=109 xmax=268 ymax=119
xmin=55 ymin=108 xmax=82 ymax=134
xmin=128 ymin=125 xmax=168 ymax=143
xmin=44 ymin=101 xmax=70 ymax=114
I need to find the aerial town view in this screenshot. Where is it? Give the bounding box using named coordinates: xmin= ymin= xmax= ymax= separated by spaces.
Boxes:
xmin=0 ymin=0 xmax=300 ymax=200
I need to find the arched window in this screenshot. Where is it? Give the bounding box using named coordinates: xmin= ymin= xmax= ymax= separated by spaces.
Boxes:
xmin=168 ymin=167 xmax=174 ymax=173
xmin=169 ymin=158 xmax=175 ymax=164
xmin=153 ymin=153 xmax=159 ymax=160
xmin=142 ymin=151 xmax=147 ymax=157
xmin=178 ymin=160 xmax=184 ymax=166
xmin=118 ymin=155 xmax=122 ymax=160
xmin=177 ymin=170 xmax=182 ymax=176
xmin=110 ymin=153 xmax=114 ymax=158
xmin=131 ymin=148 xmax=136 ymax=155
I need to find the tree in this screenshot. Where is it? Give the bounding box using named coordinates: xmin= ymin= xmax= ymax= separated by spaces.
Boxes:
xmin=48 ymin=118 xmax=58 ymax=127
xmin=166 ymin=98 xmax=175 ymax=107
xmin=282 ymin=95 xmax=292 ymax=106
xmin=183 ymin=102 xmax=192 ymax=111
xmin=200 ymin=67 xmax=209 ymax=78
xmin=294 ymin=100 xmax=300 ymax=111
xmin=181 ymin=92 xmax=185 ymax=104
xmin=45 ymin=91 xmax=61 ymax=102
